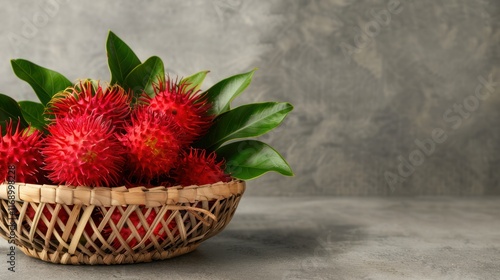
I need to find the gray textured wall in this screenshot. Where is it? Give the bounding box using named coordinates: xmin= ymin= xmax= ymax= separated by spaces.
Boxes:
xmin=1 ymin=0 xmax=499 ymax=196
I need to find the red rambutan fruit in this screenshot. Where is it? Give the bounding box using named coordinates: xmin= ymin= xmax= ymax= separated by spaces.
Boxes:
xmin=0 ymin=120 xmax=45 ymax=184
xmin=48 ymin=81 xmax=132 ymax=128
xmin=120 ymin=109 xmax=183 ymax=182
xmin=123 ymin=175 xmax=175 ymax=189
xmin=25 ymin=203 xmax=70 ymax=236
xmin=174 ymin=148 xmax=231 ymax=186
xmin=42 ymin=115 xmax=125 ymax=187
xmin=141 ymin=77 xmax=213 ymax=142
xmin=104 ymin=207 xmax=176 ymax=250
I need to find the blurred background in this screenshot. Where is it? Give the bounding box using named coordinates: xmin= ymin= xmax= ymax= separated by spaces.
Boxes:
xmin=1 ymin=0 xmax=499 ymax=196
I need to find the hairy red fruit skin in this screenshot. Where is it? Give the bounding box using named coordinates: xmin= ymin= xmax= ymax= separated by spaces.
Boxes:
xmin=48 ymin=81 xmax=131 ymax=128
xmin=42 ymin=115 xmax=126 ymax=187
xmin=174 ymin=148 xmax=231 ymax=186
xmin=120 ymin=109 xmax=182 ymax=182
xmin=105 ymin=207 xmax=176 ymax=250
xmin=141 ymin=77 xmax=213 ymax=143
xmin=123 ymin=175 xmax=175 ymax=189
xmin=0 ymin=121 xmax=45 ymax=184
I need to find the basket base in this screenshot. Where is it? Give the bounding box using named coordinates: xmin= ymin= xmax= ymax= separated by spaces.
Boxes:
xmin=18 ymin=244 xmax=200 ymax=265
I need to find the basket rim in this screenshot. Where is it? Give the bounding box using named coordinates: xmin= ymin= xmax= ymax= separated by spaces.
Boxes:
xmin=0 ymin=180 xmax=245 ymax=207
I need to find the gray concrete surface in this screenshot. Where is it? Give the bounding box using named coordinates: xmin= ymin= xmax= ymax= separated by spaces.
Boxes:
xmin=1 ymin=1 xmax=500 ymax=196
xmin=1 ymin=197 xmax=499 ymax=279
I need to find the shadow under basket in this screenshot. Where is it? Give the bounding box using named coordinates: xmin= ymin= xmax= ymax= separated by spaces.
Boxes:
xmin=0 ymin=180 xmax=245 ymax=265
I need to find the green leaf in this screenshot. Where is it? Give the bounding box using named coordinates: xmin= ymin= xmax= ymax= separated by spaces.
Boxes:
xmin=18 ymin=101 xmax=47 ymax=131
xmin=0 ymin=93 xmax=27 ymax=134
xmin=206 ymin=69 xmax=256 ymax=115
xmin=200 ymin=102 xmax=293 ymax=150
xmin=106 ymin=31 xmax=142 ymax=85
xmin=11 ymin=59 xmax=72 ymax=106
xmin=123 ymin=56 xmax=165 ymax=98
xmin=216 ymin=140 xmax=293 ymax=180
xmin=180 ymin=70 xmax=209 ymax=92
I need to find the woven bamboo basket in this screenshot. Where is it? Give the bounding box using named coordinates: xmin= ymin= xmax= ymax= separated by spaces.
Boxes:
xmin=0 ymin=180 xmax=245 ymax=265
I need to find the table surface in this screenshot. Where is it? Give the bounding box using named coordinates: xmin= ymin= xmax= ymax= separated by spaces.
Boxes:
xmin=1 ymin=197 xmax=499 ymax=280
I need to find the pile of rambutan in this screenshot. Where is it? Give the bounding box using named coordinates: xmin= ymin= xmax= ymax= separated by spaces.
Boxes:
xmin=2 ymin=79 xmax=230 ymax=188
xmin=0 ymin=31 xmax=293 ymax=246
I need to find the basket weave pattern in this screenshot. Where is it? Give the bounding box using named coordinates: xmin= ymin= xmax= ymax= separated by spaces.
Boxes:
xmin=0 ymin=180 xmax=245 ymax=265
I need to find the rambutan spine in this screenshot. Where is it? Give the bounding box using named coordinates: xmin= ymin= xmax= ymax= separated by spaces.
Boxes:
xmin=48 ymin=81 xmax=132 ymax=128
xmin=120 ymin=109 xmax=183 ymax=182
xmin=41 ymin=115 xmax=126 ymax=187
xmin=140 ymin=77 xmax=214 ymax=143
xmin=0 ymin=120 xmax=45 ymax=184
xmin=174 ymin=148 xmax=231 ymax=186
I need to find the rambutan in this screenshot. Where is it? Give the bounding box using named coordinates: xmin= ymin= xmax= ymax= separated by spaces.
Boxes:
xmin=25 ymin=203 xmax=70 ymax=236
xmin=0 ymin=121 xmax=45 ymax=184
xmin=120 ymin=109 xmax=183 ymax=182
xmin=48 ymin=81 xmax=131 ymax=128
xmin=104 ymin=207 xmax=176 ymax=250
xmin=174 ymin=148 xmax=231 ymax=186
xmin=141 ymin=77 xmax=213 ymax=142
xmin=42 ymin=115 xmax=125 ymax=187
xmin=123 ymin=175 xmax=175 ymax=189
